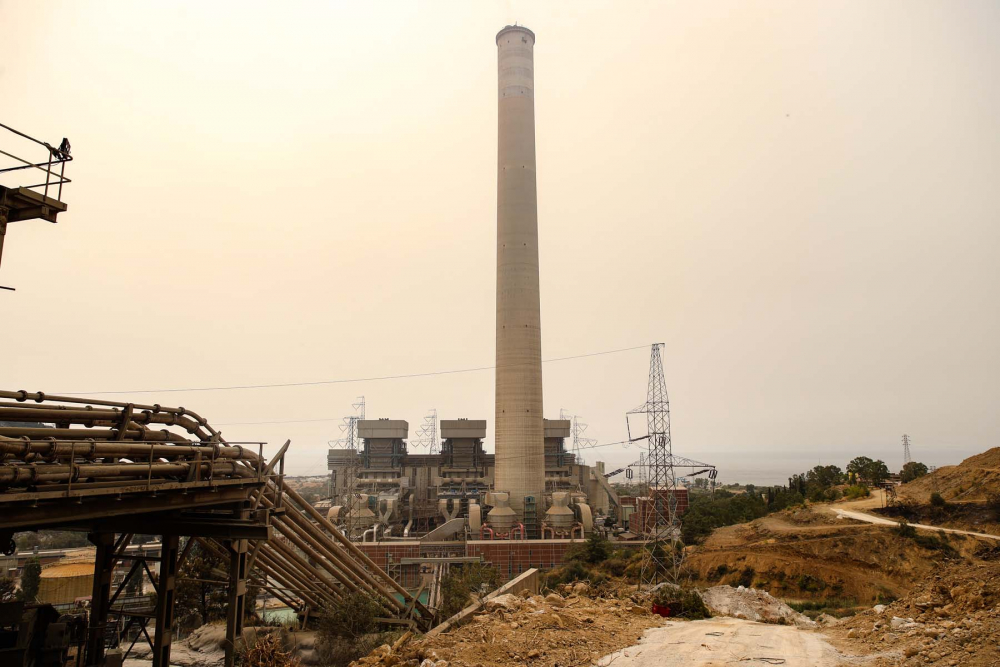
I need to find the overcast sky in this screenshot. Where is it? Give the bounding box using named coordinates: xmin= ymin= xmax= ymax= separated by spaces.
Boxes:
xmin=3 ymin=1 xmax=998 ymax=484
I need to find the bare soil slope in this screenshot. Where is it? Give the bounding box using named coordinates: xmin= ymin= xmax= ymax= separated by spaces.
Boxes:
xmin=901 ymin=448 xmax=1000 ymax=503
xmin=684 ymin=507 xmax=985 ymax=607
xmin=351 ymin=590 xmax=665 ymax=667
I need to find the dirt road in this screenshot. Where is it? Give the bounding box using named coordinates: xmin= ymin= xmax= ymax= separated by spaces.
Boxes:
xmin=597 ymin=617 xmax=853 ymax=666
xmin=832 ymin=507 xmax=1000 ymax=540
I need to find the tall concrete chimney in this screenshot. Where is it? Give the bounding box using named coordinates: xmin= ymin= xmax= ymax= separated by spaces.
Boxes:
xmin=494 ymin=25 xmax=544 ymax=519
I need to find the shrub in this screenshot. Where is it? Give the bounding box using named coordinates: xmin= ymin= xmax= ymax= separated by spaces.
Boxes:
xmin=566 ymin=531 xmax=611 ymax=565
xmin=437 ymin=563 xmax=500 ymax=620
xmin=845 ymin=485 xmax=870 ymax=499
xmin=318 ymin=633 xmax=398 ymax=667
xmin=736 ymin=566 xmax=755 ymax=588
xmin=650 ymin=586 xmax=711 ymax=619
xmin=796 ymin=574 xmax=827 ymax=593
xmin=544 ymin=561 xmax=607 ymax=589
xmin=894 ymin=521 xmax=957 ymax=556
xmin=319 ymin=591 xmax=383 ymax=640
xmin=986 ymin=492 xmax=1000 ymax=521
xmin=602 ymin=557 xmax=628 ymax=577
xmin=316 ymin=592 xmax=402 ymax=667
xmin=241 ymin=632 xmax=300 ymax=667
xmin=930 ymin=492 xmax=946 ymax=508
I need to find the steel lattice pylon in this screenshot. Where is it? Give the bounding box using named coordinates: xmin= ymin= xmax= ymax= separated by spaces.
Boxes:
xmin=560 ymin=408 xmax=597 ymax=466
xmin=902 ymin=434 xmax=912 ymax=466
xmin=329 ymin=397 xmax=365 ymax=538
xmin=414 ymin=409 xmax=439 ymax=454
xmin=627 ymin=343 xmax=683 ymax=584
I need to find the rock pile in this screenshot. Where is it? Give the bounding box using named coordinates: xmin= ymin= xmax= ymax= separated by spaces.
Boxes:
xmin=699 ymin=585 xmax=816 ymax=628
xmin=837 ymin=560 xmax=1000 ymax=666
xmin=349 ymin=589 xmax=664 ymax=667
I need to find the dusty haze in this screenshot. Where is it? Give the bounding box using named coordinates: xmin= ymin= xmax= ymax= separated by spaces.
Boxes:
xmin=2 ymin=1 xmax=998 ymax=484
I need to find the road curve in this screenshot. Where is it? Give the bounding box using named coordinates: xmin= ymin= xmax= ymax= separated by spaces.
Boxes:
xmin=831 ymin=507 xmax=1000 ymax=541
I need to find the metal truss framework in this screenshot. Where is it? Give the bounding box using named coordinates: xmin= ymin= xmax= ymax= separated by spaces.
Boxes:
xmin=329 ymin=397 xmax=365 ymax=537
xmin=627 ymin=344 xmax=682 ymax=585
xmin=0 ymin=390 xmax=430 ymax=667
xmin=414 ymin=409 xmax=439 ymax=454
xmin=559 ymin=409 xmax=597 ymax=466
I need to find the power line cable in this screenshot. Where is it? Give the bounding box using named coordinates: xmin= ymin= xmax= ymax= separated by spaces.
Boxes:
xmin=67 ymin=344 xmax=648 ymax=396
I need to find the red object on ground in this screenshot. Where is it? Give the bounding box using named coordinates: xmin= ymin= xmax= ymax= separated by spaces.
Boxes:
xmin=651 ymin=603 xmax=672 ymax=617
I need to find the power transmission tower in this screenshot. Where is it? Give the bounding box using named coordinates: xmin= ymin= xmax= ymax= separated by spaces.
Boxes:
xmin=330 ymin=397 xmax=365 ymax=538
xmin=902 ymin=434 xmax=912 ymax=466
xmin=559 ymin=409 xmax=597 ymax=466
xmin=414 ymin=409 xmax=439 ymax=454
xmin=627 ymin=343 xmax=682 ymax=585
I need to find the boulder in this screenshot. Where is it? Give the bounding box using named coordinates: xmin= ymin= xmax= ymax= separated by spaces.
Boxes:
xmin=486 ymin=594 xmax=523 ymax=612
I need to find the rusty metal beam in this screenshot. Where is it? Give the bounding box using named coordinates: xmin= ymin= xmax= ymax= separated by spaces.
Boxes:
xmin=224 ymin=536 xmax=248 ymax=667
xmin=152 ymin=535 xmax=179 ymax=667
xmin=85 ymin=532 xmax=116 ymax=667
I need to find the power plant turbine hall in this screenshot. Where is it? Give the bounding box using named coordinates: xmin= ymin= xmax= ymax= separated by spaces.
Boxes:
xmin=494 ymin=24 xmax=544 ymax=519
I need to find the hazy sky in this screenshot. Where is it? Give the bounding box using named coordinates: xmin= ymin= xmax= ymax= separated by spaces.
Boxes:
xmin=3 ymin=2 xmax=998 ymax=484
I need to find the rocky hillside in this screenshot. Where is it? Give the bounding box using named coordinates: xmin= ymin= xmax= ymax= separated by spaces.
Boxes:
xmin=902 ymin=448 xmax=1000 ymax=503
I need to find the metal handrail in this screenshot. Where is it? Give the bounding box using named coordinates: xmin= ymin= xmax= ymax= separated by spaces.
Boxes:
xmin=0 ymin=122 xmax=72 ymax=201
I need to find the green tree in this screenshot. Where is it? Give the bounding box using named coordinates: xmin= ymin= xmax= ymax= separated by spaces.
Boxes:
xmin=576 ymin=530 xmax=611 ymax=564
xmin=867 ymin=460 xmax=891 ymax=486
xmin=806 ymin=465 xmax=844 ymax=489
xmin=319 ymin=590 xmax=383 ymax=640
xmin=847 ymin=457 xmax=890 ymax=486
xmin=901 ymin=461 xmax=929 ymax=483
xmin=847 ymin=457 xmax=874 ymax=483
xmin=14 ymin=532 xmax=40 ymax=551
xmin=21 ymin=558 xmax=41 ymax=602
xmin=174 ymin=542 xmax=228 ymax=629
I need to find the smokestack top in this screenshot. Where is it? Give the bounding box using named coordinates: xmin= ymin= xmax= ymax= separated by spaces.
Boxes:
xmin=496 ymin=25 xmax=535 ymax=45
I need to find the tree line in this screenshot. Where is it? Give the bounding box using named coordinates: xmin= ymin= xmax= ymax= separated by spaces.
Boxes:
xmin=680 ymin=456 xmax=930 ymax=544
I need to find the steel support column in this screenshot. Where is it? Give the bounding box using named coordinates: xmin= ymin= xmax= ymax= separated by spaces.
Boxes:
xmin=224 ymin=537 xmax=248 ymax=667
xmin=152 ymin=535 xmax=179 ymax=667
xmin=85 ymin=532 xmax=115 ymax=667
xmin=0 ymin=208 xmax=8 ymax=269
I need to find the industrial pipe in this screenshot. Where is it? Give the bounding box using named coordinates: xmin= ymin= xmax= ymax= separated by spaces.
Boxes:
xmin=0 ymin=460 xmax=252 ymax=486
xmin=276 ymin=485 xmax=428 ymax=617
xmin=0 ymin=439 xmax=250 ymax=462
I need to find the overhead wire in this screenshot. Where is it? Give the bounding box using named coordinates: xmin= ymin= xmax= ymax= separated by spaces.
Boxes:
xmin=65 ymin=343 xmax=649 ymax=396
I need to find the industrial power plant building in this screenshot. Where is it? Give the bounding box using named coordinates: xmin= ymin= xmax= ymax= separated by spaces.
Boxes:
xmin=327 ymin=418 xmax=619 ymax=540
xmin=325 ymin=26 xmax=623 ymax=550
